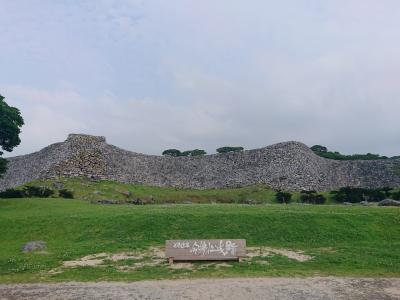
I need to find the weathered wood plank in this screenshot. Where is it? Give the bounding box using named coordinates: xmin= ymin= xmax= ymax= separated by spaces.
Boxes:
xmin=166 ymin=239 xmax=246 ymax=261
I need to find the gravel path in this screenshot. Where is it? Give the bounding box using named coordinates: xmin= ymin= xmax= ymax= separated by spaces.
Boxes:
xmin=1 ymin=277 xmax=399 ymax=300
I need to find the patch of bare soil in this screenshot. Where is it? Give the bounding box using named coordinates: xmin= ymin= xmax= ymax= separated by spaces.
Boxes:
xmin=51 ymin=247 xmax=166 ymax=274
xmin=168 ymin=262 xmax=195 ymax=270
xmin=51 ymin=246 xmax=312 ymax=275
xmin=1 ymin=278 xmax=399 ymax=300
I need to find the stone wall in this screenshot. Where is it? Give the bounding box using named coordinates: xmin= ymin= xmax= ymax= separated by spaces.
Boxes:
xmin=1 ymin=133 xmax=400 ymax=191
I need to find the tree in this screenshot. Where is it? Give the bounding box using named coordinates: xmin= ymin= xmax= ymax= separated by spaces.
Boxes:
xmin=310 ymin=145 xmax=328 ymax=153
xmin=0 ymin=94 xmax=24 ymax=176
xmin=162 ymin=149 xmax=181 ymax=157
xmin=180 ymin=150 xmax=192 ymax=157
xmin=162 ymin=148 xmax=207 ymax=157
xmin=300 ymin=190 xmax=326 ymax=204
xmin=216 ymin=146 xmax=244 ymax=154
xmin=190 ymin=149 xmax=207 ymax=156
xmin=276 ymin=191 xmax=292 ymax=204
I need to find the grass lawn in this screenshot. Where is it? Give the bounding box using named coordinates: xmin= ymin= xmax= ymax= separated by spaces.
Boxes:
xmin=0 ymin=198 xmax=399 ymax=283
xmin=17 ymin=177 xmax=334 ymax=204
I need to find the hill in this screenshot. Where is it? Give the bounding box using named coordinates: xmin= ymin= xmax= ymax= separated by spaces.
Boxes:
xmin=1 ymin=134 xmax=400 ymax=191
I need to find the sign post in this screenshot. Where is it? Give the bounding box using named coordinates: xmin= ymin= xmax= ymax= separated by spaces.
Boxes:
xmin=165 ymin=239 xmax=246 ymax=264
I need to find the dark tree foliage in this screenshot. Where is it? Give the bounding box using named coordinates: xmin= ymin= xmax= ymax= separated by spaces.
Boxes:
xmin=216 ymin=146 xmax=244 ymax=154
xmin=190 ymin=149 xmax=207 ymax=156
xmin=311 ymin=143 xmax=389 ymax=161
xmin=390 ymin=190 xmax=400 ymax=200
xmin=180 ymin=150 xmax=192 ymax=157
xmin=59 ymin=189 xmax=74 ymax=199
xmin=311 ymin=145 xmax=328 ymax=153
xmin=380 ymin=187 xmax=393 ymax=198
xmin=0 ymin=94 xmax=24 ymax=176
xmin=162 ymin=149 xmax=207 ymax=157
xmin=330 ymin=187 xmax=388 ymax=203
xmin=162 ymin=149 xmax=182 ymax=157
xmin=276 ymin=191 xmax=292 ymax=204
xmin=0 ymin=186 xmax=55 ymax=198
xmin=0 ymin=188 xmax=25 ymax=198
xmin=300 ymin=190 xmax=326 ymax=204
xmin=24 ymin=186 xmax=54 ymax=198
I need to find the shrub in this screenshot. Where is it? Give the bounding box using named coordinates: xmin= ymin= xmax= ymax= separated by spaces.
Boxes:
xmin=0 ymin=188 xmax=25 ymax=198
xmin=276 ymin=191 xmax=292 ymax=204
xmin=24 ymin=186 xmax=54 ymax=198
xmin=330 ymin=187 xmax=386 ymax=203
xmin=216 ymin=146 xmax=244 ymax=154
xmin=378 ymin=187 xmax=393 ymax=198
xmin=390 ymin=190 xmax=400 ymax=200
xmin=59 ymin=189 xmax=74 ymax=199
xmin=300 ymin=191 xmax=326 ymax=204
xmin=162 ymin=149 xmax=181 ymax=157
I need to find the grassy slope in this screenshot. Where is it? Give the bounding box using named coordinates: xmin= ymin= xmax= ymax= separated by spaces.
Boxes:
xmin=0 ymin=198 xmax=399 ymax=283
xmin=22 ymin=177 xmax=334 ymax=204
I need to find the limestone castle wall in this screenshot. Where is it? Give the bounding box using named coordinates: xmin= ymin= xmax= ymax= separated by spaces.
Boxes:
xmin=1 ymin=134 xmax=400 ymax=191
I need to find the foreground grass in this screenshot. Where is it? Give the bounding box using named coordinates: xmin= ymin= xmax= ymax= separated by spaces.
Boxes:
xmin=0 ymin=198 xmax=399 ymax=283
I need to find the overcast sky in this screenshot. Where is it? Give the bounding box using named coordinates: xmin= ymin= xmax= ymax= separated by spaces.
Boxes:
xmin=1 ymin=0 xmax=400 ymax=157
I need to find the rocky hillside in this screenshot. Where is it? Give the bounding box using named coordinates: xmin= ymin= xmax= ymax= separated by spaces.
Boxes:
xmin=1 ymin=134 xmax=400 ymax=191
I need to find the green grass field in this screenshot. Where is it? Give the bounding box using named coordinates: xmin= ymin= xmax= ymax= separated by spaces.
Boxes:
xmin=0 ymin=197 xmax=399 ymax=283
xmin=17 ymin=177 xmax=334 ymax=204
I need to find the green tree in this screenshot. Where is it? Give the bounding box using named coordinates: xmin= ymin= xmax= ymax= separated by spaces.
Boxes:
xmin=216 ymin=146 xmax=244 ymax=154
xmin=276 ymin=191 xmax=292 ymax=204
xmin=180 ymin=150 xmax=192 ymax=157
xmin=310 ymin=145 xmax=328 ymax=153
xmin=162 ymin=149 xmax=181 ymax=157
xmin=300 ymin=190 xmax=326 ymax=204
xmin=0 ymin=94 xmax=24 ymax=176
xmin=190 ymin=149 xmax=207 ymax=156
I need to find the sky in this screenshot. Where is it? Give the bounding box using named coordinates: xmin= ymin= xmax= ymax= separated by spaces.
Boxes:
xmin=1 ymin=0 xmax=400 ymax=157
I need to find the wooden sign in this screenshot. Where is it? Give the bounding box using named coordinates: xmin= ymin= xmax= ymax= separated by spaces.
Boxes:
xmin=165 ymin=239 xmax=246 ymax=264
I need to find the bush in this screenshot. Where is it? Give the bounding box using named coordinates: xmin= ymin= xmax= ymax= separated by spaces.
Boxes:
xmin=59 ymin=189 xmax=74 ymax=199
xmin=378 ymin=187 xmax=393 ymax=198
xmin=0 ymin=186 xmax=56 ymax=198
xmin=216 ymin=146 xmax=244 ymax=154
xmin=390 ymin=190 xmax=400 ymax=200
xmin=300 ymin=191 xmax=326 ymax=204
xmin=0 ymin=188 xmax=25 ymax=198
xmin=276 ymin=191 xmax=292 ymax=204
xmin=162 ymin=149 xmax=181 ymax=157
xmin=24 ymin=186 xmax=54 ymax=198
xmin=330 ymin=187 xmax=386 ymax=203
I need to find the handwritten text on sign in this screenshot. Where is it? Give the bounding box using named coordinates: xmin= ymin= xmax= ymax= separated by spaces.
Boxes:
xmin=165 ymin=240 xmax=246 ymax=261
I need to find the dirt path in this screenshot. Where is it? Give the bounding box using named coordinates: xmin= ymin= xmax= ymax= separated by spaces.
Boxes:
xmin=1 ymin=277 xmax=399 ymax=300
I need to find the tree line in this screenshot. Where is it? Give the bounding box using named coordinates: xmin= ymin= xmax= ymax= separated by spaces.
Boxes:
xmin=311 ymin=145 xmax=399 ymax=160
xmin=162 ymin=146 xmax=244 ymax=157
